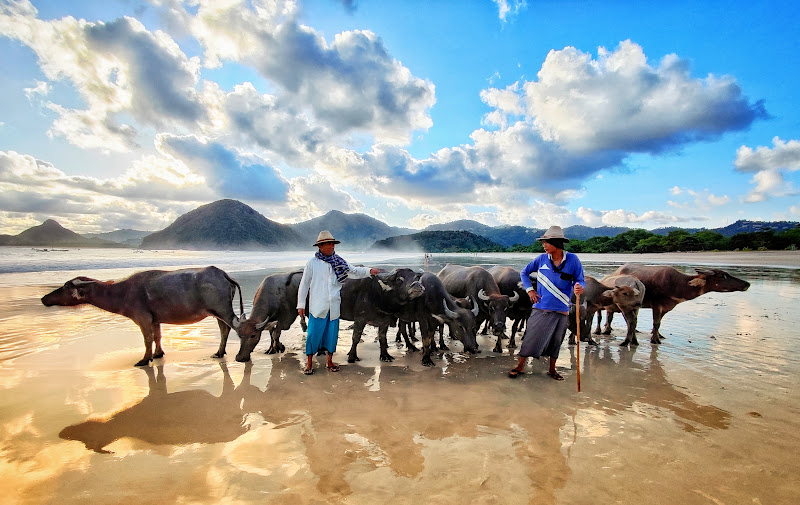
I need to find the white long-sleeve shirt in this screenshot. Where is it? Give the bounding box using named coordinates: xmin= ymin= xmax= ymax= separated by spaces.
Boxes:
xmin=296 ymin=257 xmax=371 ymax=319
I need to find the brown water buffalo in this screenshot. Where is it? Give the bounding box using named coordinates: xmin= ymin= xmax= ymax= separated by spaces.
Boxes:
xmin=437 ymin=264 xmax=515 ymax=353
xmin=609 ymin=263 xmax=749 ymax=343
xmin=41 ymin=266 xmax=244 ymax=366
xmin=568 ymin=275 xmax=645 ymax=346
xmin=232 ymin=270 xmax=306 ymax=362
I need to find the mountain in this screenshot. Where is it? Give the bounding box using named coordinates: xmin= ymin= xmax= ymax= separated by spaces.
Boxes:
xmin=423 ymin=220 xmax=544 ymax=247
xmin=140 ymin=199 xmax=303 ymax=250
xmin=290 ymin=210 xmax=414 ymax=249
xmin=83 ymin=229 xmax=154 ymax=247
xmin=713 ymin=220 xmax=799 ymax=236
xmin=0 ymin=219 xmax=123 ymax=248
xmin=564 ymin=225 xmax=630 ymax=240
xmin=370 ymin=230 xmax=503 ymax=253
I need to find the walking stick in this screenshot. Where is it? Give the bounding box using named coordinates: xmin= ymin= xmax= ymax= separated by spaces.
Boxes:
xmin=575 ymin=292 xmax=581 ymax=392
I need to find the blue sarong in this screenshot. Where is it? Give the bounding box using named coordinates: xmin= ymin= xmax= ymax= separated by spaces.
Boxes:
xmin=306 ymin=313 xmax=340 ymax=356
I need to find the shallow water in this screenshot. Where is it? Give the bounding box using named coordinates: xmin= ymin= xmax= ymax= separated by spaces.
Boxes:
xmin=1 ymin=249 xmax=799 ymax=504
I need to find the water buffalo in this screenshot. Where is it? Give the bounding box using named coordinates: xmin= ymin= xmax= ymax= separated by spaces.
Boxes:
xmin=232 ymin=270 xmax=308 ymax=362
xmin=437 ymin=264 xmax=515 ymax=353
xmin=488 ymin=266 xmax=532 ymax=348
xmin=340 ymin=268 xmax=425 ymax=364
xmin=609 ymin=263 xmax=750 ymax=343
xmin=567 ymin=275 xmax=645 ymax=346
xmin=41 ymin=266 xmax=244 ymax=367
xmin=390 ymin=272 xmax=480 ymax=365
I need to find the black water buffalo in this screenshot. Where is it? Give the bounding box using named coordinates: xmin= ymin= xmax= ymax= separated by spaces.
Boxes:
xmin=567 ymin=275 xmax=645 ymax=346
xmin=609 ymin=264 xmax=749 ymax=343
xmin=41 ymin=266 xmax=244 ymax=367
xmin=437 ymin=264 xmax=515 ymax=353
xmin=488 ymin=266 xmax=532 ymax=348
xmin=341 ymin=268 xmax=425 ymax=364
xmin=233 ymin=271 xmax=308 ymax=362
xmin=390 ymin=272 xmax=480 ymax=366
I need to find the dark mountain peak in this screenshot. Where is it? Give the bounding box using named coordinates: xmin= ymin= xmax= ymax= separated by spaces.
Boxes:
xmin=140 ymin=199 xmax=302 ymax=250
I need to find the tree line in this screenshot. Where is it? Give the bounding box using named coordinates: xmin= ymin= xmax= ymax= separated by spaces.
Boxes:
xmin=507 ymin=227 xmax=800 ymax=254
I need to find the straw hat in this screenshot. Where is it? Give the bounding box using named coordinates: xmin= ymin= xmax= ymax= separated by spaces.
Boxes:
xmin=313 ymin=230 xmax=340 ymax=246
xmin=536 ymin=225 xmax=570 ymax=243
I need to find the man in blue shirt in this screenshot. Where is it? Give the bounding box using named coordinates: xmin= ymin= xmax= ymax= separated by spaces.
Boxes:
xmin=509 ymin=226 xmax=585 ymax=381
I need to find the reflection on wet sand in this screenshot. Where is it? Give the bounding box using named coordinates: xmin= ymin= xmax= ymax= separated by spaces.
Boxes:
xmin=52 ymin=332 xmax=737 ymax=503
xmin=574 ymin=345 xmax=731 ymax=431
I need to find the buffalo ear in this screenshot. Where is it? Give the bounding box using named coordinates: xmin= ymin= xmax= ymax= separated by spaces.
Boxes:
xmin=688 ymin=277 xmax=706 ymax=287
xmin=602 ymin=289 xmax=616 ymax=299
xmin=695 ymin=268 xmax=715 ymax=277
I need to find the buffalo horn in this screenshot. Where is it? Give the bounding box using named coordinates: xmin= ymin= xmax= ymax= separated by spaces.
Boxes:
xmin=478 ymin=289 xmax=490 ymax=301
xmin=471 ymin=296 xmax=479 ymax=316
xmin=443 ymin=299 xmax=459 ymax=319
xmin=509 ymin=291 xmax=519 ymax=303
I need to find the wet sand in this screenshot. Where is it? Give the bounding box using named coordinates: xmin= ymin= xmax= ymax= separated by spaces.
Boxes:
xmin=1 ymin=251 xmax=799 ymax=504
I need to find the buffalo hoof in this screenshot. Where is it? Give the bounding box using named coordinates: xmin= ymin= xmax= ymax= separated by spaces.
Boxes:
xmin=153 ymin=351 xmax=165 ymax=359
xmin=439 ymin=343 xmax=450 ymax=351
xmin=134 ymin=358 xmax=153 ymax=367
xmin=235 ymin=356 xmax=251 ymax=363
xmin=421 ymin=356 xmax=435 ymax=366
xmin=347 ymin=355 xmax=360 ymax=363
xmin=492 ymin=345 xmax=503 ymax=354
xmin=380 ymin=353 xmax=395 ymax=362
xmin=650 ymin=337 xmax=661 ymax=344
xmin=211 ymin=351 xmax=225 ymax=358
xmin=506 ymin=342 xmax=517 ymax=349
xmin=407 ymin=345 xmax=419 ymax=353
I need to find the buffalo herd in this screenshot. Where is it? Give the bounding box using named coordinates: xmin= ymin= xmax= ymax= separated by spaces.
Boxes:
xmin=41 ymin=261 xmax=750 ymax=368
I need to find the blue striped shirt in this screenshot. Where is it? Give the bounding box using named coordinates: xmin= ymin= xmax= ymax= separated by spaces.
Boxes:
xmin=520 ymin=252 xmax=585 ymax=312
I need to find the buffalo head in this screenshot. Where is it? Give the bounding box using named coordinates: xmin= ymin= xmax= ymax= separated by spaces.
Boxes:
xmin=692 ymin=268 xmax=750 ymax=293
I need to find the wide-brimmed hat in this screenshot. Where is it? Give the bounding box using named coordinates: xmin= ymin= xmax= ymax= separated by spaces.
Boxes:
xmin=313 ymin=230 xmax=340 ymax=247
xmin=536 ymin=225 xmax=570 ymax=243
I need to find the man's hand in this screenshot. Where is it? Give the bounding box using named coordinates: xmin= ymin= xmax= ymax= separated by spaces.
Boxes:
xmin=528 ymin=291 xmax=540 ymax=303
xmin=574 ymin=283 xmax=584 ymax=296
xmin=298 ymin=308 xmax=305 ymax=318
xmin=369 ymin=268 xmax=380 ymax=275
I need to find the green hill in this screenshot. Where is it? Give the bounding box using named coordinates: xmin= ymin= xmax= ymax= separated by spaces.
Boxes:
xmin=140 ymin=199 xmax=302 ymax=250
xmin=290 ymin=209 xmax=414 ymax=249
xmin=370 ymin=230 xmax=503 ymax=253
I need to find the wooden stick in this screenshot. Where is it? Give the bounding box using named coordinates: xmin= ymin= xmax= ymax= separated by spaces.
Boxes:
xmin=575 ymin=292 xmax=581 ymax=392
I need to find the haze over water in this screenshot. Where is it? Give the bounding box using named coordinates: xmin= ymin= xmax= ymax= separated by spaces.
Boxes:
xmin=1 ymin=247 xmax=799 ymax=504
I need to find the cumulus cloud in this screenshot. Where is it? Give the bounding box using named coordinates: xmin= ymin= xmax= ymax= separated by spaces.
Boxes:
xmin=0 ymin=3 xmax=205 ymax=151
xmin=283 ymin=175 xmax=364 ymax=222
xmin=734 ymin=137 xmax=800 ymax=173
xmin=479 ymin=40 xmax=767 ymax=154
xmin=735 ymin=137 xmax=800 ymax=203
xmin=182 ymin=0 xmax=435 ymax=143
xmin=155 ymin=134 xmax=290 ymax=202
xmin=667 ymin=187 xmax=731 ymax=210
xmin=576 ymin=206 xmax=701 ymax=227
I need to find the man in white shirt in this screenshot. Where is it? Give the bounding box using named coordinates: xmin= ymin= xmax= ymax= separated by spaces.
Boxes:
xmin=297 ymin=230 xmax=379 ymax=375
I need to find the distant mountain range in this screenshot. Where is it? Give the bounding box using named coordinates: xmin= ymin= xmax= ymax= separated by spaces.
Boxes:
xmin=2 ymin=199 xmax=797 ymax=250
xmin=0 ymin=219 xmax=124 ymax=248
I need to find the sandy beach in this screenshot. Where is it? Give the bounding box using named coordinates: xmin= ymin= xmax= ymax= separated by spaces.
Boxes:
xmin=1 ymin=249 xmax=799 ymax=504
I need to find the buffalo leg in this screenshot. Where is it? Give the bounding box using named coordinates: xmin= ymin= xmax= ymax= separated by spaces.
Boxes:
xmin=401 ymin=322 xmax=419 ymax=352
xmin=347 ymin=320 xmax=368 ymax=363
xmin=419 ymin=319 xmax=435 ymax=366
xmin=651 ymin=308 xmax=665 ymax=344
xmin=492 ymin=332 xmax=503 ymax=353
xmin=619 ymin=309 xmax=639 ymax=346
xmin=213 ymin=319 xmax=230 ymax=358
xmin=593 ymin=311 xmax=603 ymax=334
xmin=134 ymin=321 xmax=156 ymax=367
xmin=602 ymin=311 xmax=614 ymax=334
xmin=152 ymin=324 xmax=166 ymax=359
xmin=508 ymin=319 xmax=520 ymax=348
xmin=378 ymin=325 xmax=394 ymax=362
xmin=266 ymin=328 xmax=286 ymax=354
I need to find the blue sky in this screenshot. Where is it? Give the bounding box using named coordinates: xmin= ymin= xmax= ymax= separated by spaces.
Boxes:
xmin=0 ymin=0 xmax=798 ymax=234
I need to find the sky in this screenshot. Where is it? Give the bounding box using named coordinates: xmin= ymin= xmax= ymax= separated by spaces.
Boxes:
xmin=1 ymin=0 xmax=799 ymax=235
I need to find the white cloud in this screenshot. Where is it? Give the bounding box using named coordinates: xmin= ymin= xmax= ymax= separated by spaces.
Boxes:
xmin=492 ymin=0 xmax=527 ymax=22
xmin=576 ymin=206 xmax=700 ymax=227
xmin=180 ymin=0 xmax=435 ymax=144
xmin=735 ymin=137 xmax=800 ymax=173
xmin=742 ymin=169 xmax=795 ymax=203
xmin=491 ymin=40 xmax=767 ymax=153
